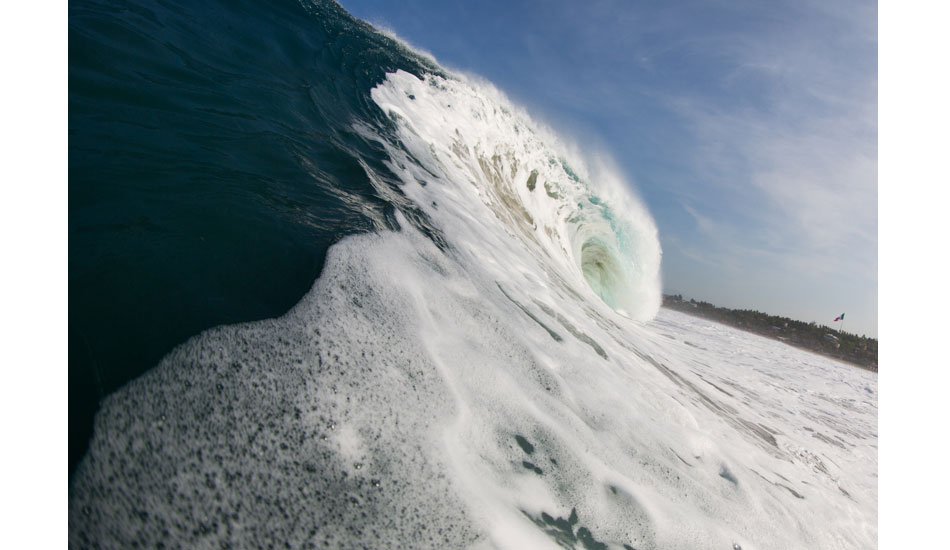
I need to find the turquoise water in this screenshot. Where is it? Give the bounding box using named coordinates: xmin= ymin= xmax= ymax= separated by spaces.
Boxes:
xmin=69 ymin=2 xmax=876 ymax=549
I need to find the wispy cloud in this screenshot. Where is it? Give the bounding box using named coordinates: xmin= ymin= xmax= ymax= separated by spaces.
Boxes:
xmin=340 ymin=0 xmax=878 ymax=334
xmin=550 ymin=0 xmax=877 ymax=333
xmin=658 ymin=0 xmax=877 ymax=281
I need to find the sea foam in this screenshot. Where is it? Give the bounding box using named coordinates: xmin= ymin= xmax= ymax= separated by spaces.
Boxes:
xmin=69 ymin=69 xmax=876 ymax=549
xmin=366 ymin=70 xmax=663 ymax=320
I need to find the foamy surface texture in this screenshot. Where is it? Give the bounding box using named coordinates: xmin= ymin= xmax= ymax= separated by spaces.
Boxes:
xmin=70 ymin=71 xmax=876 ymax=549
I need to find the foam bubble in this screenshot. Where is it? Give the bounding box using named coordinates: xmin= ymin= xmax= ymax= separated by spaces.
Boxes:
xmin=366 ymin=70 xmax=662 ymax=320
xmin=70 ymin=69 xmax=876 ymax=549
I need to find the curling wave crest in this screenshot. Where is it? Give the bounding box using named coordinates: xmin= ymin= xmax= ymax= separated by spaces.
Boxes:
xmin=366 ymin=70 xmax=662 ymax=320
xmin=70 ymin=66 xmax=877 ymax=549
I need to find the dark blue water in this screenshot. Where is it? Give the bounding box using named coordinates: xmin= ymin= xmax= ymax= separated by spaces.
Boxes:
xmin=69 ymin=0 xmax=438 ymax=476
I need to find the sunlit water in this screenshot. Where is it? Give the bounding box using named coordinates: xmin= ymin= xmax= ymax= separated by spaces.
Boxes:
xmin=69 ymin=2 xmax=876 ymax=548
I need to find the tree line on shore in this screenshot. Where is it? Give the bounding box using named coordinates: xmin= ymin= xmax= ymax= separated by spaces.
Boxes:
xmin=662 ymin=295 xmax=878 ymax=371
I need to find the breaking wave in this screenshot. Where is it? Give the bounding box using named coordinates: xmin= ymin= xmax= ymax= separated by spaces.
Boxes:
xmin=68 ymin=2 xmax=876 ymax=549
xmin=365 ymin=69 xmax=662 ymax=320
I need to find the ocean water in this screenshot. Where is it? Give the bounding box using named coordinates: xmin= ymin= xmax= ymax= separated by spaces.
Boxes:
xmin=69 ymin=1 xmax=877 ymax=548
xmin=69 ymin=0 xmax=440 ymax=473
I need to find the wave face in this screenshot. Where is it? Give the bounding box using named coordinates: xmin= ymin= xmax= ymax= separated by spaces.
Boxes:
xmin=69 ymin=1 xmax=876 ymax=549
xmin=68 ymin=0 xmax=441 ymax=473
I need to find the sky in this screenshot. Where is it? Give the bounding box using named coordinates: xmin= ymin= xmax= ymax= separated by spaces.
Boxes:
xmin=339 ymin=0 xmax=879 ymax=338
xmin=2 ymin=1 xmax=947 ymax=547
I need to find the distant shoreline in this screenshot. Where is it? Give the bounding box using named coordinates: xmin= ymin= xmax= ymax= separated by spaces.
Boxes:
xmin=661 ymin=295 xmax=878 ymax=372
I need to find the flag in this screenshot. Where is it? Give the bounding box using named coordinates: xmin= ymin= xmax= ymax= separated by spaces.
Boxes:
xmin=834 ymin=313 xmax=845 ymax=322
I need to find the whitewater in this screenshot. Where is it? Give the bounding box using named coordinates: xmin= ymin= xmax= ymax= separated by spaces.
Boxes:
xmin=69 ymin=38 xmax=877 ymax=550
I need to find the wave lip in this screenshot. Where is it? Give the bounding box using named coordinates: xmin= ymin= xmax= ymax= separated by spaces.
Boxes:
xmin=69 ymin=16 xmax=876 ymax=549
xmin=367 ymin=69 xmax=662 ymax=320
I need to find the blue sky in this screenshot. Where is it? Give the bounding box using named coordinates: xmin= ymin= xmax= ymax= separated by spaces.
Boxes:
xmin=340 ymin=0 xmax=878 ymax=338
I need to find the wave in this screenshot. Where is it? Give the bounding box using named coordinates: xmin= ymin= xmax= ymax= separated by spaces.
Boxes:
xmin=365 ymin=70 xmax=662 ymax=320
xmin=69 ymin=2 xmax=877 ymax=549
